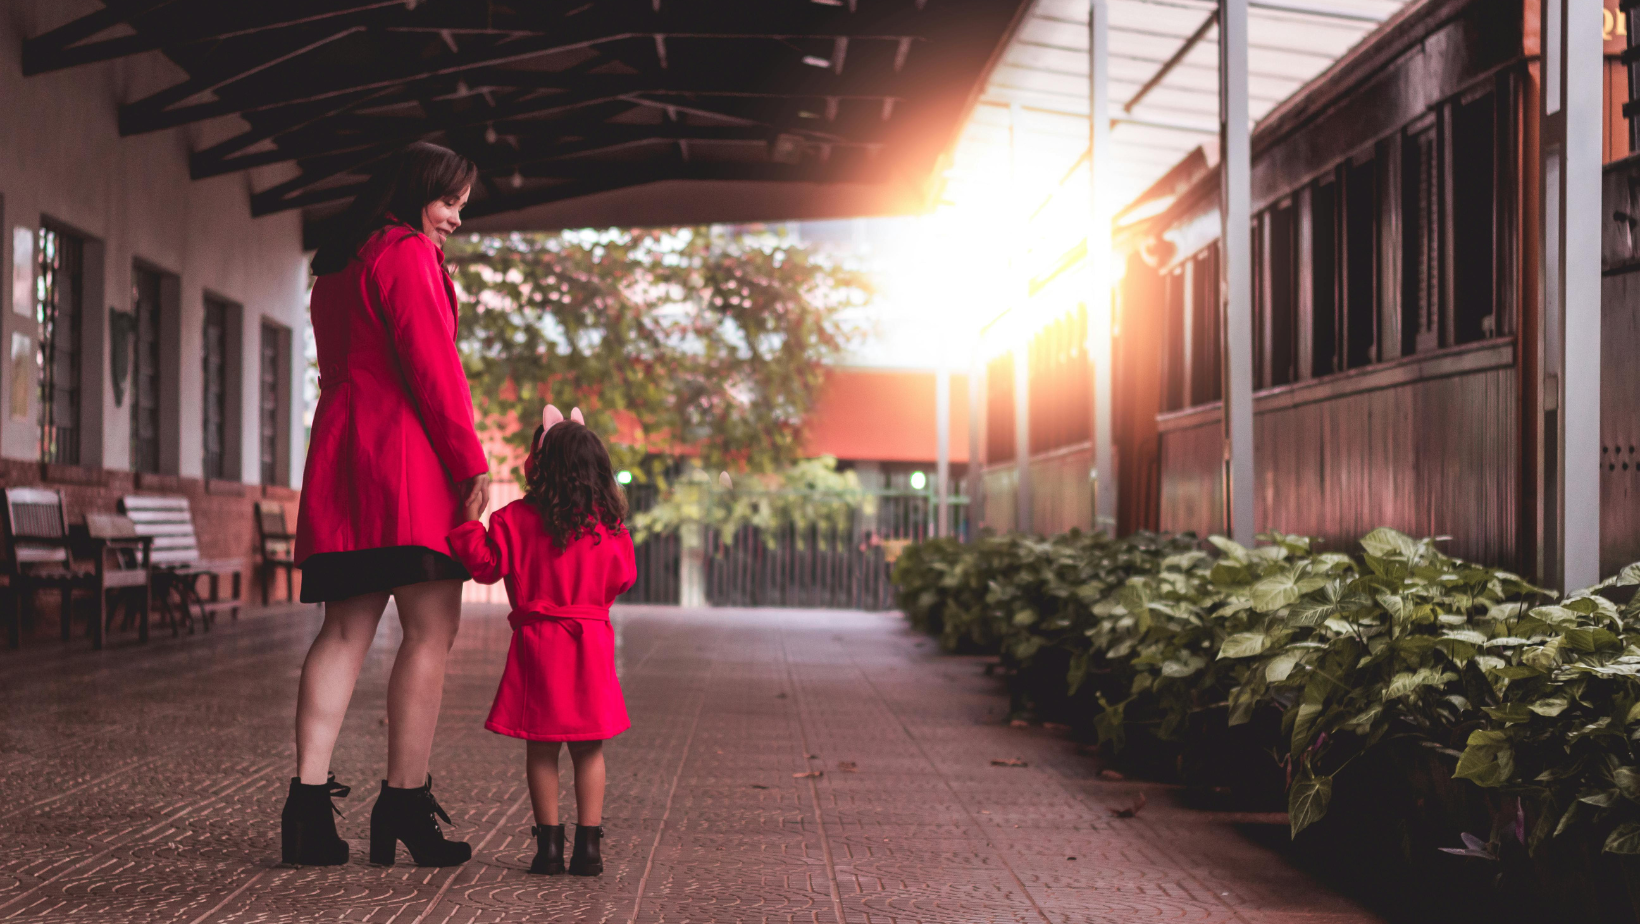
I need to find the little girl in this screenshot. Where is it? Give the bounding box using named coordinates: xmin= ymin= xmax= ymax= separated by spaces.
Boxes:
xmin=446 ymin=406 xmax=635 ymax=876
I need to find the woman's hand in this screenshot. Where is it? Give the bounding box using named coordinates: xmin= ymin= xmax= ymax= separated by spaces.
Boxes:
xmin=458 ymin=473 xmax=491 ymax=521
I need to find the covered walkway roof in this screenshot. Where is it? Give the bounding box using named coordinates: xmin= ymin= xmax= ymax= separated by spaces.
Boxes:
xmin=942 ymin=0 xmax=1409 ymax=221
xmin=23 ymin=0 xmax=1033 ymax=243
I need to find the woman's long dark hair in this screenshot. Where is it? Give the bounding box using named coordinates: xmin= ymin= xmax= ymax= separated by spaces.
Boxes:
xmin=310 ymin=142 xmax=477 ymax=275
xmin=524 ymin=421 xmax=628 ymax=550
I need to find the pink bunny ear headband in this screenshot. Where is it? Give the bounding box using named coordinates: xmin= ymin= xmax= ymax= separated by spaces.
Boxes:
xmin=532 ymin=405 xmax=584 ymax=450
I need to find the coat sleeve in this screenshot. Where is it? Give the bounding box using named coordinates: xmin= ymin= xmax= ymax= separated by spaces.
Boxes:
xmin=372 ymin=234 xmax=489 ymax=482
xmin=608 ymin=530 xmax=637 ymax=599
xmin=447 ymin=518 xmax=510 ymax=584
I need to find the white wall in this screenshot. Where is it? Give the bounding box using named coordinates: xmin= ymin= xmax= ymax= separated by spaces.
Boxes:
xmin=0 ymin=1 xmax=309 ymax=487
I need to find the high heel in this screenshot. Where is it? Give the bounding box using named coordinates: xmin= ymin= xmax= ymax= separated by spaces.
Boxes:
xmin=568 ymin=824 xmax=603 ymax=876
xmin=368 ymin=775 xmax=472 ymax=867
xmin=528 ymin=824 xmax=565 ymax=875
xmin=280 ymin=773 xmax=350 ymax=866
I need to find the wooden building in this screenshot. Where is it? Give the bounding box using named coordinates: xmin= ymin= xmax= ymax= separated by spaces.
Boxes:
xmin=974 ymin=0 xmax=1636 ymax=579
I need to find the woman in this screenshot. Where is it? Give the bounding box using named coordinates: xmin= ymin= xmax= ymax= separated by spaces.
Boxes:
xmin=281 ymin=142 xmax=490 ymax=869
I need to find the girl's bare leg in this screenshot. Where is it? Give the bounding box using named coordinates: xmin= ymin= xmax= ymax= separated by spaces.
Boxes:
xmin=295 ymin=593 xmax=390 ymax=784
xmin=567 ymin=740 xmax=605 ymax=826
xmin=526 ymin=740 xmax=563 ymax=825
xmin=385 ymin=579 xmax=464 ymax=788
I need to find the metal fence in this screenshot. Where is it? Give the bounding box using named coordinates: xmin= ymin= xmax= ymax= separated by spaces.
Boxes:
xmin=465 ymin=481 xmax=967 ymax=611
xmin=633 ymin=488 xmax=970 ymax=610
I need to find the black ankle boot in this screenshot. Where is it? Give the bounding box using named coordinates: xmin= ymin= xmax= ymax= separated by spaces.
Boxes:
xmin=528 ymin=824 xmax=565 ymax=875
xmin=568 ymin=824 xmax=603 ymax=876
xmin=280 ymin=773 xmax=350 ymax=866
xmin=368 ymin=775 xmax=472 ymax=867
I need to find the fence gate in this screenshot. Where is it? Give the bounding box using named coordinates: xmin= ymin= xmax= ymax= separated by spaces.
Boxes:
xmin=622 ymin=488 xmax=969 ymax=610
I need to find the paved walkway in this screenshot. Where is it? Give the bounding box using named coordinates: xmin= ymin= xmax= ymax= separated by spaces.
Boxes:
xmin=0 ymin=604 xmax=1383 ymax=923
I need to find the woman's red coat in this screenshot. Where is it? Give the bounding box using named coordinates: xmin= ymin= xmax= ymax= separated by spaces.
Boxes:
xmin=447 ymin=502 xmax=636 ymax=741
xmin=295 ymin=226 xmax=488 ymax=564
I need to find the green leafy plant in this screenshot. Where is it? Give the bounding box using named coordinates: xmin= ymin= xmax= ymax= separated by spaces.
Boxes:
xmin=630 ymin=455 xmax=869 ymax=550
xmin=892 ymin=526 xmax=1640 ymax=862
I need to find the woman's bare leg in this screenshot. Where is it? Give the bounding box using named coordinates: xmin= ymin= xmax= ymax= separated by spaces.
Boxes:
xmin=385 ymin=579 xmax=464 ymax=788
xmin=295 ymin=593 xmax=390 ymax=784
xmin=526 ymin=740 xmax=563 ymax=825
xmin=567 ymin=740 xmax=605 ymax=826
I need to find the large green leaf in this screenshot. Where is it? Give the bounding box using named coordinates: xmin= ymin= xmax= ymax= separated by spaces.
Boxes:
xmin=1605 ymin=823 xmax=1640 ymax=854
xmin=1453 ymin=729 xmax=1515 ymax=787
xmin=1360 ymin=527 xmax=1418 ymax=559
xmin=1218 ymin=632 xmax=1270 ymax=660
xmin=1289 ymin=773 xmax=1334 ymax=837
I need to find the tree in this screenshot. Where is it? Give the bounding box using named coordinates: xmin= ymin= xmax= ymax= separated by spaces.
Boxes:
xmin=447 ymin=227 xmax=869 ymax=479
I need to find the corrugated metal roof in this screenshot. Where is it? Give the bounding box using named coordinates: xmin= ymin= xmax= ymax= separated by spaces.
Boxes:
xmin=940 ymin=0 xmax=1411 ymax=227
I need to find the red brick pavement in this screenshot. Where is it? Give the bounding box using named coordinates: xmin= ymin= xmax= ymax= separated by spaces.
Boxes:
xmin=0 ymin=603 xmax=1385 ymax=923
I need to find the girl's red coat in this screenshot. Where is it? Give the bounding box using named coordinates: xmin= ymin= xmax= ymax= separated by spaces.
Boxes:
xmin=448 ymin=501 xmax=636 ymax=741
xmin=296 ymin=226 xmax=488 ymax=563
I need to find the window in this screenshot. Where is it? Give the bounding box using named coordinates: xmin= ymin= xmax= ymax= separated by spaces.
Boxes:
xmin=1311 ymin=180 xmax=1340 ymax=377
xmin=1027 ymin=306 xmax=1092 ymax=453
xmin=35 ymin=225 xmax=83 ymax=466
xmin=985 ymin=351 xmax=1015 ymax=463
xmin=130 ymin=264 xmax=163 ymax=474
xmin=259 ymin=322 xmax=287 ymax=486
xmin=1188 ymin=246 xmax=1220 ymax=404
xmin=1451 ymin=91 xmax=1497 ymax=344
xmin=1343 ymin=157 xmax=1378 ymax=369
xmin=1162 ymin=267 xmax=1187 ymax=411
xmin=1402 ymin=121 xmax=1442 ymax=355
xmin=1267 ymin=203 xmax=1298 ymax=386
xmin=202 ymin=297 xmax=230 ymax=480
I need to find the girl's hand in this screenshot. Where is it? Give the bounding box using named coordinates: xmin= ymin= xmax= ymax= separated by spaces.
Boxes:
xmin=458 ymin=473 xmax=491 ymax=521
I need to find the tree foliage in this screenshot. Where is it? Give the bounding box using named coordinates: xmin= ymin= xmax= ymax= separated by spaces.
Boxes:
xmin=446 ymin=227 xmax=869 ymax=478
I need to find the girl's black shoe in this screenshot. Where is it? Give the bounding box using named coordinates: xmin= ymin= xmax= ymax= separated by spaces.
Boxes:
xmin=280 ymin=773 xmax=350 ymax=866
xmin=528 ymin=824 xmax=566 ymax=875
xmin=368 ymin=775 xmax=472 ymax=867
xmin=568 ymin=824 xmax=603 ymax=876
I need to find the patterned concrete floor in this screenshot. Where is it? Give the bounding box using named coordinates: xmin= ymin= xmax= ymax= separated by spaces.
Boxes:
xmin=0 ymin=604 xmax=1385 ymax=924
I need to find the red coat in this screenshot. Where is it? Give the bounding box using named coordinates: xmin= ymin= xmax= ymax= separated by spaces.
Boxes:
xmin=295 ymin=225 xmax=488 ymax=564
xmin=447 ymin=501 xmax=636 ymax=741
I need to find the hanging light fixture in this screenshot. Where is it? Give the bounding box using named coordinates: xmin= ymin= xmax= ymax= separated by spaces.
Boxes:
xmin=484 ymin=123 xmax=498 ymax=144
xmin=510 ymin=170 xmax=523 ymax=189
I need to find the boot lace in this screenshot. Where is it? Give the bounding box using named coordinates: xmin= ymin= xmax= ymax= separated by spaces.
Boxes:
xmin=325 ymin=771 xmax=351 ymax=817
xmin=418 ymin=775 xmax=454 ymax=828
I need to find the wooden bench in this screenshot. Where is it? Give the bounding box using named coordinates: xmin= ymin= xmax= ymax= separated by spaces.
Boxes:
xmin=3 ymin=488 xmax=150 ymax=649
xmin=256 ymin=501 xmax=299 ymax=605
xmin=82 ymin=513 xmax=155 ymax=643
xmin=119 ymin=495 xmax=243 ymax=633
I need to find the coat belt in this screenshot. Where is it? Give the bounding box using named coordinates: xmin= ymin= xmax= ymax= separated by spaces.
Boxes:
xmin=508 ymin=602 xmax=610 ymax=636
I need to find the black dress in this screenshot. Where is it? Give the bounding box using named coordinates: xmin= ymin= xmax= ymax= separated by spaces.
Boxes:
xmin=299 ymin=546 xmax=470 ymax=603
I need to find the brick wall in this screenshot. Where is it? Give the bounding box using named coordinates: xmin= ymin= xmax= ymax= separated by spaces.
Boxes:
xmin=4 ymin=459 xmax=302 ymax=642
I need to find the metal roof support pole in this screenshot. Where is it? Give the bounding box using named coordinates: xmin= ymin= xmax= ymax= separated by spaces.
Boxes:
xmin=969 ymin=347 xmax=985 ymax=540
xmin=1010 ymin=102 xmax=1034 ymax=535
xmin=1218 ymin=0 xmax=1255 ymax=545
xmin=1089 ymin=0 xmax=1117 ymax=534
xmin=1543 ymin=0 xmax=1603 ymax=589
xmin=936 ymin=364 xmax=951 ymax=538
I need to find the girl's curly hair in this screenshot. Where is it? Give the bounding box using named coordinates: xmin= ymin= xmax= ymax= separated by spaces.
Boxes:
xmin=523 ymin=420 xmax=627 ymax=550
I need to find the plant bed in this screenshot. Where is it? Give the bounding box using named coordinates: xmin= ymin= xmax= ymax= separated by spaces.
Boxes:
xmin=893 ymin=527 xmax=1640 ymax=920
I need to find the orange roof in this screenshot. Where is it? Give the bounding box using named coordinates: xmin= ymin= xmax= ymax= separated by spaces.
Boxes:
xmin=803 ymin=367 xmax=970 ymax=464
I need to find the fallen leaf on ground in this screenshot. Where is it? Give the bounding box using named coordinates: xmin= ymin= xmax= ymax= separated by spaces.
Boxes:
xmin=991 ymin=758 xmax=1029 ymax=767
xmin=1043 ymin=722 xmax=1072 ymax=732
xmin=1098 ymin=769 xmax=1125 ymax=781
xmin=805 ymin=753 xmax=819 ymax=759
xmin=1108 ymin=792 xmax=1147 ymax=818
xmin=1008 ymin=719 xmax=1031 ymax=729
xmin=837 ymin=761 xmax=858 ymax=772
xmin=793 ymin=770 xmax=824 ymax=779
xmin=749 ymin=784 xmax=769 ymax=790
